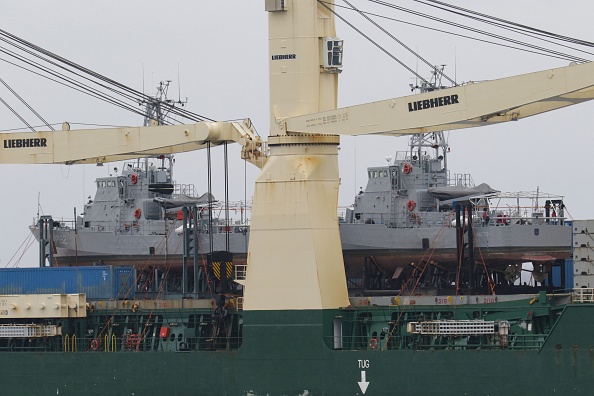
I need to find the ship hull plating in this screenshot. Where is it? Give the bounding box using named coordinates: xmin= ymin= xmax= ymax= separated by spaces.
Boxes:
xmin=2 ymin=308 xmax=593 ymax=396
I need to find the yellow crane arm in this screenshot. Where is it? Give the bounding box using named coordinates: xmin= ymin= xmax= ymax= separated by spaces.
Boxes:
xmin=0 ymin=119 xmax=266 ymax=168
xmin=285 ymin=61 xmax=594 ymax=136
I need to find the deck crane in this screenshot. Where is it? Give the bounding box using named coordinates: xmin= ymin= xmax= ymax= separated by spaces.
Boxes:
xmin=0 ymin=120 xmax=266 ymax=167
xmin=2 ymin=1 xmax=594 ymax=311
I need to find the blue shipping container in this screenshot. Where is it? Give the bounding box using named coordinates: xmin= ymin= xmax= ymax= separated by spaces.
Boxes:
xmin=565 ymin=259 xmax=574 ymax=289
xmin=0 ymin=266 xmax=136 ymax=300
xmin=548 ymin=259 xmax=574 ymax=290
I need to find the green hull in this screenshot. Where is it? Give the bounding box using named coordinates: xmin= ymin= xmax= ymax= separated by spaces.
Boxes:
xmin=2 ymin=302 xmax=594 ymax=395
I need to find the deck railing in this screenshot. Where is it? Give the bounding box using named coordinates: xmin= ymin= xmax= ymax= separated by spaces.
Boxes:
xmin=572 ymin=288 xmax=594 ymax=303
xmin=325 ymin=333 xmax=545 ymax=351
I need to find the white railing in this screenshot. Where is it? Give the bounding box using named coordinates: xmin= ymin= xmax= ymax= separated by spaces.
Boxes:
xmin=407 ymin=320 xmax=495 ymax=335
xmin=0 ymin=324 xmax=61 ymax=338
xmin=235 ymin=297 xmax=244 ymax=311
xmin=234 ymin=265 xmax=247 ymax=281
xmin=572 ymin=288 xmax=594 ymax=303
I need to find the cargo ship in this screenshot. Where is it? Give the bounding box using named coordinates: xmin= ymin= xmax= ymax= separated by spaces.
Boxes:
xmin=2 ymin=2 xmax=594 ymax=395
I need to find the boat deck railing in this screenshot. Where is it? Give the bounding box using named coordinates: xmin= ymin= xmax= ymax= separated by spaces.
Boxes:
xmin=84 ymin=219 xmax=176 ymax=235
xmin=41 ymin=218 xmax=251 ymax=235
xmin=572 ymin=288 xmax=594 ymax=303
xmin=34 ymin=218 xmax=76 ymax=231
xmin=338 ymin=207 xmax=569 ymax=229
xmin=174 ymin=183 xmax=197 ymax=197
xmin=448 ymin=172 xmax=474 ymax=188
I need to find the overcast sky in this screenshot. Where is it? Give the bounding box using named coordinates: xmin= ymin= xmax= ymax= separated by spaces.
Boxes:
xmin=1 ymin=1 xmax=593 ymax=267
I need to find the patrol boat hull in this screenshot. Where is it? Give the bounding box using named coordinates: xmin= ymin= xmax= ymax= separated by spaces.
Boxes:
xmin=34 ymin=227 xmax=249 ymax=268
xmin=32 ymin=219 xmax=569 ymax=277
xmin=340 ymin=222 xmax=571 ymax=277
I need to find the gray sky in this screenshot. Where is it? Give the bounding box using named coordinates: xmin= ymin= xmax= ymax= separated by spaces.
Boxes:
xmin=1 ymin=1 xmax=593 ymax=267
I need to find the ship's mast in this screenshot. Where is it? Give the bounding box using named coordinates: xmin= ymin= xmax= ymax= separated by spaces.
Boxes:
xmin=409 ymin=66 xmax=450 ymax=168
xmin=142 ymin=80 xmax=177 ymax=127
xmin=139 ymin=81 xmax=184 ymax=179
xmin=140 ymin=81 xmax=175 ymax=267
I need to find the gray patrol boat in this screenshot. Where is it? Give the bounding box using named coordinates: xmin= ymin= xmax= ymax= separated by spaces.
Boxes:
xmin=339 ymin=71 xmax=570 ymax=293
xmin=339 ymin=130 xmax=570 ymax=292
xmin=30 ymin=82 xmax=251 ymax=283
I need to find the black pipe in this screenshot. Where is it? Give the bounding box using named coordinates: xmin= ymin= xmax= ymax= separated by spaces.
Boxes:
xmin=455 ymin=204 xmax=462 ymax=288
xmin=467 ymin=204 xmax=475 ymax=293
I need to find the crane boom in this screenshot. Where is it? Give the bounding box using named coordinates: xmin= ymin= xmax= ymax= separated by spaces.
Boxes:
xmin=285 ymin=61 xmax=594 ymax=136
xmin=0 ymin=119 xmax=266 ymax=168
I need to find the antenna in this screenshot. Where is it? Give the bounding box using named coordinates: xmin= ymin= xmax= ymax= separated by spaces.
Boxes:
xmin=415 ymin=46 xmax=419 ymax=90
xmin=454 ymin=47 xmax=457 ymax=85
xmin=178 ymin=63 xmax=182 ymax=104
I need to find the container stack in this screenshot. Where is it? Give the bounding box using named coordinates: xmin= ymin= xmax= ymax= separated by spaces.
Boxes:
xmin=573 ymin=220 xmax=594 ymax=288
xmin=0 ymin=266 xmax=136 ymax=300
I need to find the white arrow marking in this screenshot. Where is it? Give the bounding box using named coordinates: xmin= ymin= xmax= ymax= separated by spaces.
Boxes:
xmin=358 ymin=370 xmax=370 ymax=394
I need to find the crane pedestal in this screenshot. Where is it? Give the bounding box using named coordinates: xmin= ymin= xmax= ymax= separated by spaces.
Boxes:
xmin=243 ymin=134 xmax=349 ymax=311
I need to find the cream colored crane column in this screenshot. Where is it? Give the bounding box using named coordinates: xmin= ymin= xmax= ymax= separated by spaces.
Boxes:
xmin=243 ymin=1 xmax=349 ymax=310
xmin=268 ymin=0 xmax=339 ymax=135
xmin=243 ymin=134 xmax=349 ymax=310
